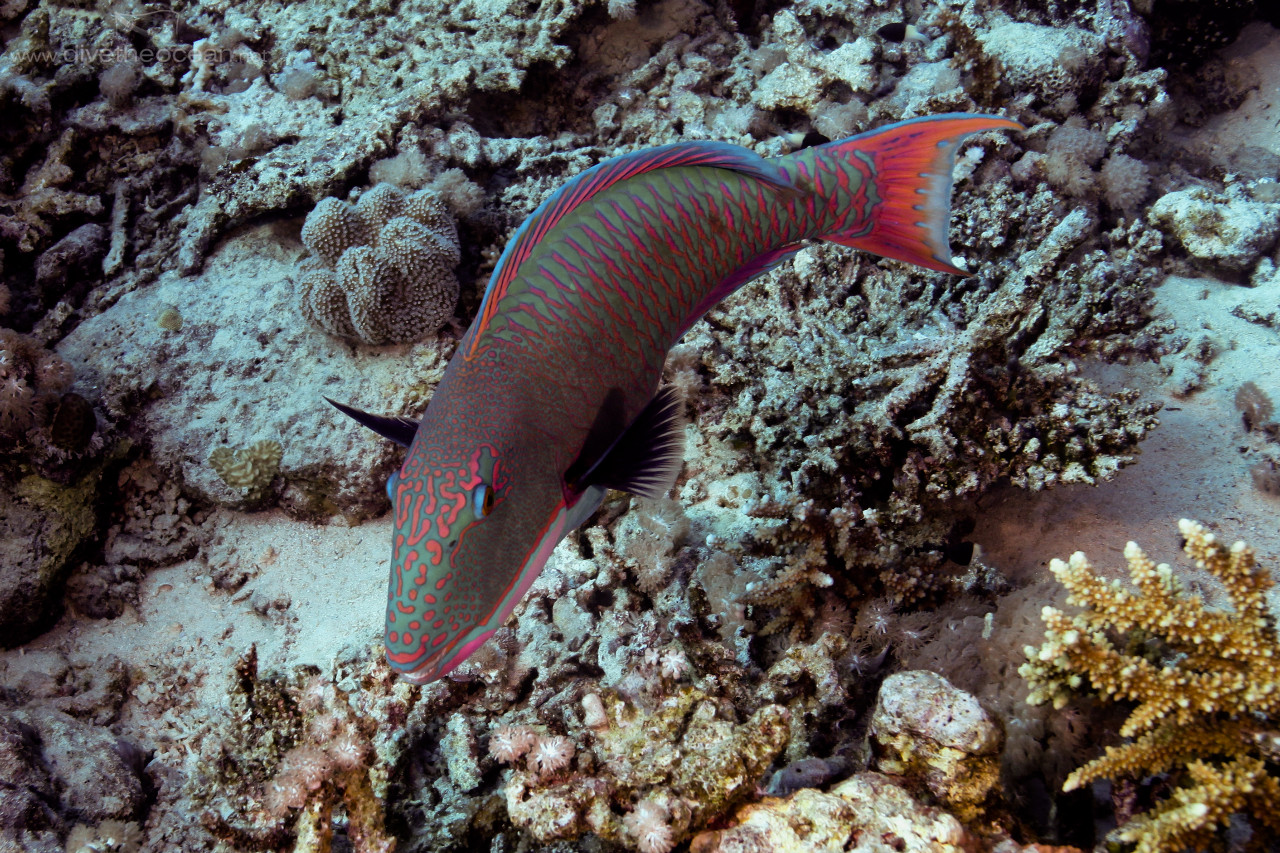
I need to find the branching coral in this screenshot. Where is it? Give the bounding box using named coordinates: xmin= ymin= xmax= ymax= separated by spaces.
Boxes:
xmin=1020 ymin=519 xmax=1280 ymax=852
xmin=298 ymin=183 xmax=460 ymax=345
xmin=684 ymin=205 xmax=1160 ymax=659
xmin=739 ymin=561 xmax=834 ymax=640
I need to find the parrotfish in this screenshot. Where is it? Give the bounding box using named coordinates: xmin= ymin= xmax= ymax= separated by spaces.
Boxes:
xmin=330 ymin=113 xmax=1022 ymax=683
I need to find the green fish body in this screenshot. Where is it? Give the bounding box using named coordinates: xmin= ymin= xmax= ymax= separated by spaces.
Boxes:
xmin=331 ymin=113 xmax=1022 ymax=682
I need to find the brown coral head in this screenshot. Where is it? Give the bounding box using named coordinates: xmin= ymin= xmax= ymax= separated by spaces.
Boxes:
xmin=296 ymin=184 xmax=461 ymax=345
xmin=1235 ymin=381 xmax=1274 ymax=433
xmin=49 ymin=392 xmax=97 ymax=452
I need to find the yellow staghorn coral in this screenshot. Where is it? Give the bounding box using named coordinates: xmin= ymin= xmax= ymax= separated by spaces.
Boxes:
xmin=1020 ymin=519 xmax=1280 ymax=853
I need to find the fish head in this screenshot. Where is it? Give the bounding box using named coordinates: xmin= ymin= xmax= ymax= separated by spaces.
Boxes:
xmin=382 ymin=425 xmax=566 ymax=684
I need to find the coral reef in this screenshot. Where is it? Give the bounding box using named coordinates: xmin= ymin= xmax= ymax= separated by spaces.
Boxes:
xmin=298 ymin=184 xmax=460 ymax=345
xmin=6 ymin=0 xmax=1279 ymax=849
xmin=180 ymin=645 xmax=413 ymax=853
xmin=500 ymin=688 xmax=790 ymax=849
xmin=682 ymin=205 xmax=1160 ymax=623
xmin=1021 ymin=520 xmax=1280 ymax=852
xmin=0 ymin=5 xmax=201 ymax=329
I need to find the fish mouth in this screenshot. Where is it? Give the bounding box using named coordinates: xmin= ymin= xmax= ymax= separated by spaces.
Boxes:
xmin=388 ymin=628 xmax=494 ymax=684
xmin=386 ymin=645 xmax=449 ymax=684
xmin=397 ymin=666 xmax=439 ymax=685
xmin=393 ymin=650 xmax=448 ymax=684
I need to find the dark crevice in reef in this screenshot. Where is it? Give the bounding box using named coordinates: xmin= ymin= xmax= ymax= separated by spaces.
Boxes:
xmin=469 ymin=0 xmax=792 ymax=146
xmin=1144 ymin=0 xmax=1276 ymax=70
xmin=469 ymin=58 xmax=594 ymax=139
xmin=719 ymin=0 xmax=789 ymax=39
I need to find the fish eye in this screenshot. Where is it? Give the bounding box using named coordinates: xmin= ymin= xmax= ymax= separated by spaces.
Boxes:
xmin=473 ymin=483 xmax=495 ymax=517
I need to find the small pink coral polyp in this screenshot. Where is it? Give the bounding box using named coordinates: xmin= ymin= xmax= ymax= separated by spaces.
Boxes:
xmin=489 ymin=725 xmax=537 ymax=764
xmin=526 ymin=734 xmax=574 ymax=776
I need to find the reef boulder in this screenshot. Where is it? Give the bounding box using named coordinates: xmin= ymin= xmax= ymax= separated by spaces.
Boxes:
xmin=1150 ymin=186 xmax=1280 ymax=274
xmin=868 ymin=670 xmax=1003 ymax=821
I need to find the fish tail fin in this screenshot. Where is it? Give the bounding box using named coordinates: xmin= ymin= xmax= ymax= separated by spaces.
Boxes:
xmin=815 ymin=113 xmax=1023 ymax=276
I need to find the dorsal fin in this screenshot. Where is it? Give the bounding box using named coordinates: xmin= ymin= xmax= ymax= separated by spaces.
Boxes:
xmin=576 ymin=385 xmax=687 ymax=499
xmin=325 ymin=397 xmax=419 ymax=447
xmin=465 ymin=142 xmax=798 ymax=359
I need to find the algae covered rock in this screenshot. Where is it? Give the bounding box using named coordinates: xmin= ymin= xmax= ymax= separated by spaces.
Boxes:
xmin=0 ymin=473 xmax=100 ymax=647
xmin=868 ymin=671 xmax=1003 ymax=822
xmin=690 ymin=771 xmax=970 ymax=853
xmin=0 ymin=711 xmax=59 ymax=846
xmin=0 ymin=707 xmax=146 ymax=848
xmin=1150 ymin=186 xmax=1280 ymax=273
xmin=977 ymin=22 xmax=1106 ymax=102
xmin=12 ymin=707 xmax=147 ymax=824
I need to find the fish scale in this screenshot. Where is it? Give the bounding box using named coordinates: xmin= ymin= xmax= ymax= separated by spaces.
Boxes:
xmin=514 ymin=166 xmax=807 ymax=385
xmin=329 ymin=113 xmax=1023 ymax=682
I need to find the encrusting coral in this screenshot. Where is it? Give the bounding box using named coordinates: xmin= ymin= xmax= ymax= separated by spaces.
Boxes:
xmin=1020 ymin=519 xmax=1280 ymax=853
xmin=298 ymin=183 xmax=461 ymax=345
xmin=187 ymin=646 xmax=412 ymax=853
xmin=495 ymin=687 xmax=790 ymax=850
xmin=208 ymin=438 xmax=283 ymax=504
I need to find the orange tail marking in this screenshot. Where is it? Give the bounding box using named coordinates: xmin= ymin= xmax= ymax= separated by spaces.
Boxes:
xmin=821 ymin=114 xmax=1024 ymax=276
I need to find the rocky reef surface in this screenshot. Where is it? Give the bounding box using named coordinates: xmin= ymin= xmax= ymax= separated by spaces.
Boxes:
xmin=2 ymin=0 xmax=1280 ymax=850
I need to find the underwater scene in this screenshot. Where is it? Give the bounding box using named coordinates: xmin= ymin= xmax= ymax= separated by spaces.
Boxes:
xmin=2 ymin=0 xmax=1280 ymax=850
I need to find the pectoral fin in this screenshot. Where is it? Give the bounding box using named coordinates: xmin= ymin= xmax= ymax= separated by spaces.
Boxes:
xmin=326 ymin=397 xmax=419 ymax=447
xmin=576 ymin=385 xmax=687 ymax=499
